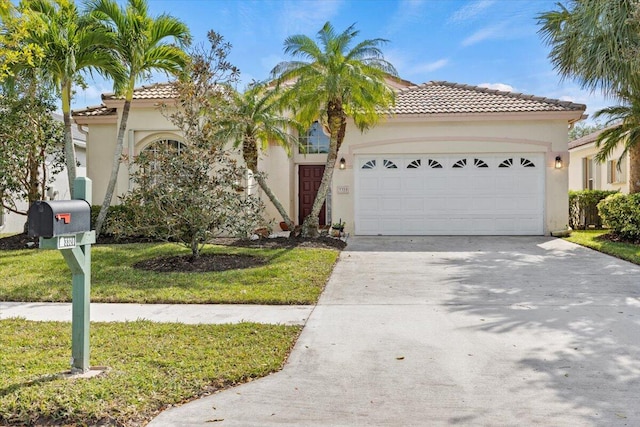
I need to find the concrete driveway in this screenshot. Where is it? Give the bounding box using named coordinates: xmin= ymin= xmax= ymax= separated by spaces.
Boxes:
xmin=150 ymin=236 xmax=640 ymax=426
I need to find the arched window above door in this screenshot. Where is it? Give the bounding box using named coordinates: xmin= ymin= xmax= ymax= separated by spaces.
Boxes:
xmin=299 ymin=121 xmax=330 ymax=154
xmin=143 ymin=139 xmax=186 ymax=156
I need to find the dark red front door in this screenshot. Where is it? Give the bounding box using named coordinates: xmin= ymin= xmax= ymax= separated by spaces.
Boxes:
xmin=299 ymin=165 xmax=326 ymax=226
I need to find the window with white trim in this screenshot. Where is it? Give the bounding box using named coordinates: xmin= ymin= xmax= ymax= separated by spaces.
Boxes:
xmin=142 ymin=139 xmax=187 ymax=184
xmin=583 ymin=157 xmax=595 ymax=189
xmin=299 ymin=121 xmax=329 ymax=154
xmin=607 ymin=158 xmax=626 ymax=184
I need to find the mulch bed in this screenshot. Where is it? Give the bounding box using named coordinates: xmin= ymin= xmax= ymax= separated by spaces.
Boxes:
xmin=133 ymin=253 xmax=269 ymax=273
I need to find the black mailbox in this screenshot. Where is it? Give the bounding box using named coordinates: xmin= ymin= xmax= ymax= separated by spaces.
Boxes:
xmin=28 ymin=200 xmax=91 ymax=238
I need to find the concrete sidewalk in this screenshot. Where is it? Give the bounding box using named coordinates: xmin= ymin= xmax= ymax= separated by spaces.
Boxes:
xmin=0 ymin=302 xmax=313 ymax=325
xmin=149 ymin=236 xmax=640 ymax=427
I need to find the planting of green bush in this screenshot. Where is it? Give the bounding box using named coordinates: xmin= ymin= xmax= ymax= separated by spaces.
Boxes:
xmin=90 ymin=204 xmax=136 ymax=237
xmin=597 ymin=193 xmax=640 ymax=239
xmin=568 ymin=190 xmax=618 ymax=229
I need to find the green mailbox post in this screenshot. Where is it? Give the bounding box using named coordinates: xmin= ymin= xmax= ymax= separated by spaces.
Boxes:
xmin=28 ymin=177 xmax=95 ymax=373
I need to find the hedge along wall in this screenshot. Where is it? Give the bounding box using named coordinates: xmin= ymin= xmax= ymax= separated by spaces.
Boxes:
xmin=569 ymin=190 xmax=619 ymax=230
xmin=598 ymin=193 xmax=640 ymax=239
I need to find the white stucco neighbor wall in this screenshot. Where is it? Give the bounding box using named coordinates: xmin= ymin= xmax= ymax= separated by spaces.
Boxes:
xmin=569 ymin=143 xmax=630 ymax=193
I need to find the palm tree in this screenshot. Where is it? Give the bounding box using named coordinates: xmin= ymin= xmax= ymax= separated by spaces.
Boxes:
xmin=88 ymin=0 xmax=191 ymax=237
xmin=222 ymin=81 xmax=301 ymax=232
xmin=537 ymin=0 xmax=640 ymax=98
xmin=19 ymin=0 xmax=120 ymax=196
xmin=538 ymin=1 xmax=640 ymax=193
xmin=592 ymin=91 xmax=640 ymax=193
xmin=271 ymin=22 xmax=396 ymax=237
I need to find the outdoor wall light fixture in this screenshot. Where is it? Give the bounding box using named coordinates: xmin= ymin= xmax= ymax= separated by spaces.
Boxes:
xmin=555 ymin=156 xmax=563 ymax=169
xmin=339 ymin=157 xmax=346 ymax=170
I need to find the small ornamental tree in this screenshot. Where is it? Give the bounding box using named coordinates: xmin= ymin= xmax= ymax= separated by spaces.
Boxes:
xmin=116 ymin=30 xmax=264 ymax=258
xmin=0 ymin=82 xmax=64 ymax=231
xmin=117 ymin=146 xmax=263 ymax=258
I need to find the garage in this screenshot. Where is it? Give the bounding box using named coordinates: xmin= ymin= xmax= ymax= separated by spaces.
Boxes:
xmin=354 ymin=153 xmax=545 ymax=235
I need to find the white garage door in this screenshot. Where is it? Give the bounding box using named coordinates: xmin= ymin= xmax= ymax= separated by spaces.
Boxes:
xmin=355 ymin=154 xmax=544 ymax=235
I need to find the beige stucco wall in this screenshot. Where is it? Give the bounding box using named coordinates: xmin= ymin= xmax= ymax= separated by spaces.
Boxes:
xmin=81 ymin=104 xmax=250 ymax=209
xmin=264 ymin=116 xmax=573 ymax=235
xmin=569 ymin=143 xmax=630 ymax=193
xmin=79 ymin=101 xmax=576 ymax=236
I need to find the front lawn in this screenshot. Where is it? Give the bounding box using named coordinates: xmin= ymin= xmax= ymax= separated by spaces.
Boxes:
xmin=565 ymin=230 xmax=640 ymax=265
xmin=0 ymin=243 xmax=339 ymax=304
xmin=0 ymin=318 xmax=300 ymax=426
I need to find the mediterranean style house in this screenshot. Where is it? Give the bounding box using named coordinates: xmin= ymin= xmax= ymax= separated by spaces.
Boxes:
xmin=73 ymin=79 xmax=585 ymax=236
xmin=568 ymin=126 xmax=630 ymax=193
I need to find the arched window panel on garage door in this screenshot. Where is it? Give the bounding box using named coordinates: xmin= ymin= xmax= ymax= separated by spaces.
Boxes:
xmin=499 ymin=158 xmax=514 ymax=168
xmin=452 ymin=158 xmax=467 ymax=168
xmin=474 ymin=158 xmax=489 ymax=168
xmin=361 ymin=159 xmax=377 ymax=170
xmin=521 ymin=157 xmax=536 ymax=168
xmin=407 ymin=159 xmax=422 ymax=169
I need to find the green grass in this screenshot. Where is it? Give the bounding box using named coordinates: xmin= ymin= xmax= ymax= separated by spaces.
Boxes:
xmin=0 ymin=318 xmax=300 ymax=426
xmin=0 ymin=243 xmax=339 ymax=304
xmin=565 ymin=230 xmax=640 ymax=265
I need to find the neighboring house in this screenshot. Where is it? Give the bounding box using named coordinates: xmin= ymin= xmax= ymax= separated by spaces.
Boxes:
xmin=0 ymin=115 xmax=87 ymax=234
xmin=568 ymin=126 xmax=629 ymax=193
xmin=73 ymin=80 xmax=585 ymax=236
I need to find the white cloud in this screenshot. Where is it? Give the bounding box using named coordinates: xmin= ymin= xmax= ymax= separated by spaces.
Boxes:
xmin=410 ymin=58 xmax=450 ymax=74
xmin=450 ymin=0 xmax=496 ymax=23
xmin=478 ymin=82 xmax=514 ymax=92
xmin=385 ymin=0 xmax=427 ymax=34
xmin=461 ymin=23 xmax=504 ymax=47
xmin=278 ymin=0 xmax=343 ymax=36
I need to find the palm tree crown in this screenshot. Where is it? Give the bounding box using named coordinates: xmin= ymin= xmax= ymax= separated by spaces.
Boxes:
xmin=86 ymin=0 xmax=191 ymax=98
xmin=272 ymin=21 xmax=396 ymax=136
xmin=271 ymin=21 xmax=397 ymax=236
xmin=537 ymin=0 xmax=640 ymax=98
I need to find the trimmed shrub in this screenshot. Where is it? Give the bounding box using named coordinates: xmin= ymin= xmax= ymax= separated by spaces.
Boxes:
xmin=569 ymin=190 xmax=619 ymax=229
xmin=598 ymin=193 xmax=640 ymax=239
xmin=90 ymin=204 xmax=136 ymax=237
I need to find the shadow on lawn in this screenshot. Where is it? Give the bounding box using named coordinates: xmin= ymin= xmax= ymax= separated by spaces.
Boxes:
xmin=437 ymin=238 xmax=640 ymax=426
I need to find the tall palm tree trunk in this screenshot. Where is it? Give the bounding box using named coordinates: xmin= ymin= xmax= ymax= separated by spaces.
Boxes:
xmin=629 ymin=142 xmax=640 ymax=193
xmin=243 ymin=135 xmax=295 ymax=233
xmin=301 ymin=103 xmax=346 ymax=237
xmin=95 ymin=98 xmax=132 ymax=237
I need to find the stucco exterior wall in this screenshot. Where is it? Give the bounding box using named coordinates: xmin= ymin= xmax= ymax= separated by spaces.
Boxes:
xmin=569 ymin=143 xmax=630 ymax=193
xmin=263 ymin=116 xmax=572 ymax=235
xmin=78 ymin=97 xmax=576 ymax=237
xmin=258 ymin=143 xmax=295 ymax=225
xmin=85 ymin=123 xmax=119 ymax=205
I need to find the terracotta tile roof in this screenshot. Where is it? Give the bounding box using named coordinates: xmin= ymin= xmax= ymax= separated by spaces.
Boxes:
xmin=102 ymin=82 xmax=178 ymax=101
xmin=72 ymin=105 xmax=117 ymax=117
xmin=392 ymin=81 xmax=586 ymax=115
xmin=568 ymin=124 xmax=619 ymax=150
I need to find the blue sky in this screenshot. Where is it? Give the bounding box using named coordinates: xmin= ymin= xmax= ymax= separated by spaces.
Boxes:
xmin=72 ymin=0 xmax=610 ymax=122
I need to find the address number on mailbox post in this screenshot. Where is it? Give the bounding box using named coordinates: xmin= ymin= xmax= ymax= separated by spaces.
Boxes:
xmin=57 ymin=235 xmax=77 ymax=249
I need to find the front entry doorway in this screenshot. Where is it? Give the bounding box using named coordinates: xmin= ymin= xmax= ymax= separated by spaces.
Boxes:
xmin=298 ymin=165 xmax=326 ymax=226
